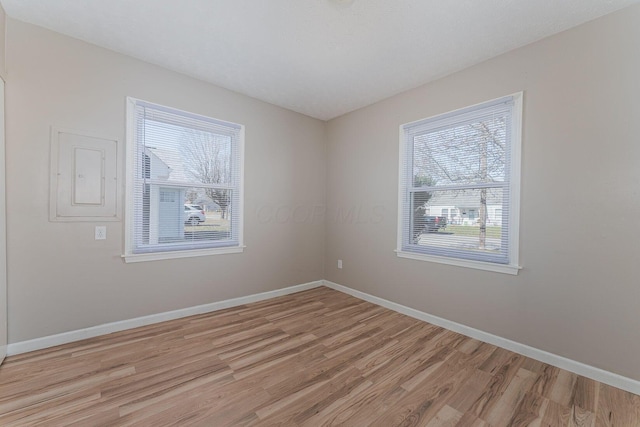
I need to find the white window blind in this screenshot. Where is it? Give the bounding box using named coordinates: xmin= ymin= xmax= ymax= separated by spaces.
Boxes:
xmin=398 ymin=94 xmax=522 ymax=273
xmin=125 ymin=98 xmax=244 ymax=260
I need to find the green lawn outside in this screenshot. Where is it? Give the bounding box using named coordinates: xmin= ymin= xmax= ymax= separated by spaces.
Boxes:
xmin=442 ymin=225 xmax=502 ymax=239
xmin=185 ymin=214 xmax=230 ymax=232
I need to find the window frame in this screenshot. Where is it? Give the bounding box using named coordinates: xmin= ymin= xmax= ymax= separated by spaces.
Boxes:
xmin=123 ymin=97 xmax=245 ymax=263
xmin=396 ymin=93 xmax=522 ymax=275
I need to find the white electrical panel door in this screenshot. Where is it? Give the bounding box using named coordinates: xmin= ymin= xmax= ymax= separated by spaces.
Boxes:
xmin=50 ymin=128 xmax=119 ymax=221
xmin=73 ymin=147 xmax=104 ymax=205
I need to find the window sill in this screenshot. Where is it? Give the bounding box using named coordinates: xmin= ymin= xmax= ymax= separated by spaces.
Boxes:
xmin=123 ymin=246 xmax=245 ymax=263
xmin=395 ymin=250 xmax=521 ymax=275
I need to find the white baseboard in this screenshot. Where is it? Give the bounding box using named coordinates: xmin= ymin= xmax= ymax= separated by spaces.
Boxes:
xmin=7 ymin=280 xmax=323 ymax=356
xmin=322 ymin=280 xmax=640 ymax=395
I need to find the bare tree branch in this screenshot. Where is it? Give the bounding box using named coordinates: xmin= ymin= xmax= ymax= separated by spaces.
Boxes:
xmin=181 ymin=129 xmax=232 ymax=218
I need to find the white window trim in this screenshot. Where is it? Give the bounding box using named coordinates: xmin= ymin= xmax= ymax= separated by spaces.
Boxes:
xmin=122 ymin=246 xmax=246 ymax=263
xmin=122 ymin=97 xmax=245 ymax=263
xmin=396 ymin=92 xmax=523 ymax=275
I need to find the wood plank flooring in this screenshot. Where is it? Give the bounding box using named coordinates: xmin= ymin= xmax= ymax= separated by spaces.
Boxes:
xmin=0 ymin=286 xmax=639 ymax=426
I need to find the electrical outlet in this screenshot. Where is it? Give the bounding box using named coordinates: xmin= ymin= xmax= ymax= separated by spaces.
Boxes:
xmin=95 ymin=226 xmax=107 ymax=240
xmin=337 ymin=259 xmax=343 ymax=269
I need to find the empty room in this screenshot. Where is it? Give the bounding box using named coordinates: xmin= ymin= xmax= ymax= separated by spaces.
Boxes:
xmin=0 ymin=0 xmax=638 ymax=425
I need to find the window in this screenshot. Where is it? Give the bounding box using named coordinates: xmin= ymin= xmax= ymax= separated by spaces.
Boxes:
xmin=397 ymin=93 xmax=522 ymax=274
xmin=124 ymin=98 xmax=244 ymax=262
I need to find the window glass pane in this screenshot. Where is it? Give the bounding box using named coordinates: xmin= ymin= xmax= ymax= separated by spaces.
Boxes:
xmin=134 ymin=186 xmax=233 ymax=252
xmin=144 ymin=119 xmax=232 ymax=186
xmin=410 ymin=188 xmax=505 ymax=256
xmin=412 ymin=112 xmax=508 ymax=187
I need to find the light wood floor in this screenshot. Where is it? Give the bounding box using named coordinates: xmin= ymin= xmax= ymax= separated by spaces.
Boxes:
xmin=1 ymin=287 xmax=639 ymax=426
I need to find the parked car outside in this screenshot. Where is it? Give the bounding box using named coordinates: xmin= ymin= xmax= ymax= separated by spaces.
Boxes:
xmin=184 ymin=204 xmax=206 ymax=225
xmin=423 ymin=215 xmax=447 ymax=232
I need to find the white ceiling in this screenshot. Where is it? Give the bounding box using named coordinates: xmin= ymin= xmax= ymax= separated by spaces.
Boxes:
xmin=1 ymin=0 xmax=638 ymax=120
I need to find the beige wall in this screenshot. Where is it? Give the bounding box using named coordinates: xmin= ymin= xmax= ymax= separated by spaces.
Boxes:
xmin=5 ymin=19 xmax=326 ymax=343
xmin=0 ymin=5 xmax=5 ymax=79
xmin=325 ymin=6 xmax=640 ymax=380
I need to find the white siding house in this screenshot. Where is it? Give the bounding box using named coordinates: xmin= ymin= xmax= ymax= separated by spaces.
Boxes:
xmin=144 ymin=148 xmax=187 ymax=244
xmin=425 ymin=189 xmax=504 ymax=226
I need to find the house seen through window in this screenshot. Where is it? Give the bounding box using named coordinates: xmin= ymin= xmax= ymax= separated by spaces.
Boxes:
xmin=397 ymin=94 xmax=522 ymax=274
xmin=125 ymin=98 xmax=244 ymax=261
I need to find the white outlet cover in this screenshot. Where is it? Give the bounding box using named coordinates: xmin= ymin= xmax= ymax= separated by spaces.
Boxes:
xmin=95 ymin=226 xmax=107 ymax=240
